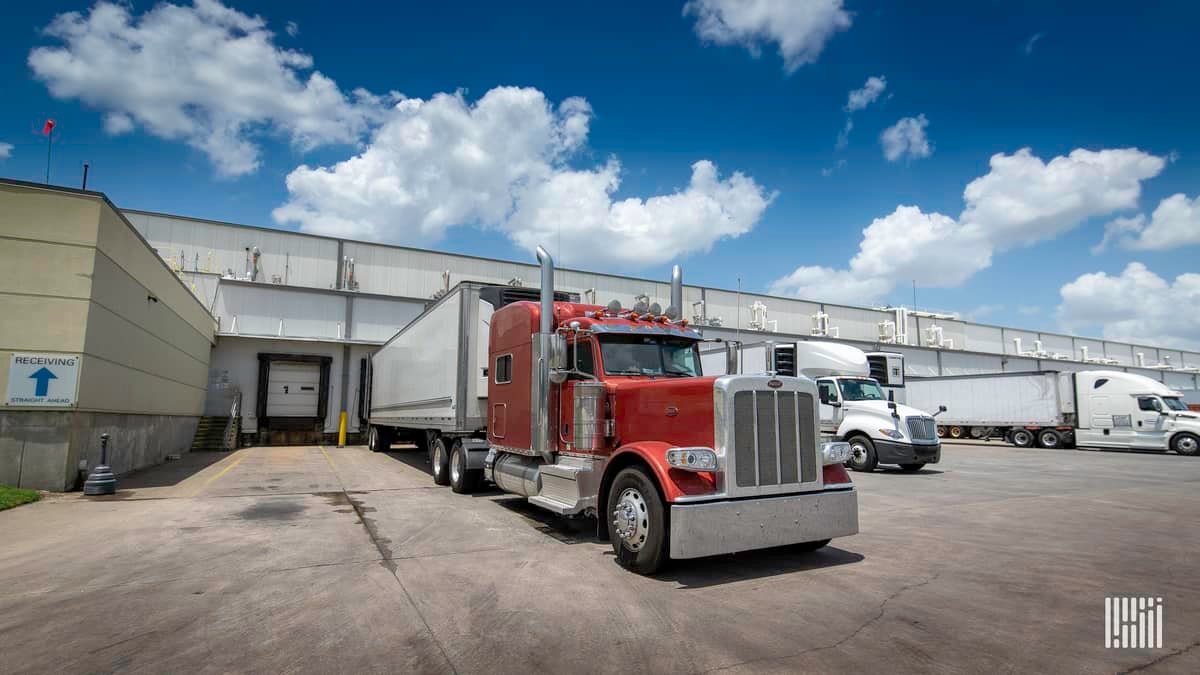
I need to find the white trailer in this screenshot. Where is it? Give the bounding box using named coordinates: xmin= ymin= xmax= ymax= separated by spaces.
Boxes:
xmin=906 ymin=370 xmax=1200 ymax=454
xmin=366 ymin=283 xmax=575 ymax=456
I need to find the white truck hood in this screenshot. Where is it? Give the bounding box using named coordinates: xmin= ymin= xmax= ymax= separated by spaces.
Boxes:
xmin=843 ymin=399 xmax=928 ymax=421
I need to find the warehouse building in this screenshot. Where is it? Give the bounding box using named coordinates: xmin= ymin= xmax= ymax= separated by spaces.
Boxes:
xmin=3 ymin=177 xmax=1198 ymax=489
xmin=1 ymin=180 xmax=215 ymax=490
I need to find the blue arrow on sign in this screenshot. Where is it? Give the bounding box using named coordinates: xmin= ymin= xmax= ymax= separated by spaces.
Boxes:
xmin=29 ymin=367 xmax=57 ymax=396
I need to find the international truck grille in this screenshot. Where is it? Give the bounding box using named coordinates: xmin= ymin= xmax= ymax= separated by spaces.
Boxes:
xmin=732 ymin=390 xmax=816 ymax=487
xmin=906 ymin=416 xmax=937 ymax=442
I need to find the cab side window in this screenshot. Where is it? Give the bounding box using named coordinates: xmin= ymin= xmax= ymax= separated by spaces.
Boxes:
xmin=1137 ymin=397 xmax=1160 ymax=412
xmin=494 ymin=354 xmax=512 ymax=384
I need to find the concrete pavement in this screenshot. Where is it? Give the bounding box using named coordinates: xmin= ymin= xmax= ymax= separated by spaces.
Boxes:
xmin=1 ymin=442 xmax=1198 ymax=673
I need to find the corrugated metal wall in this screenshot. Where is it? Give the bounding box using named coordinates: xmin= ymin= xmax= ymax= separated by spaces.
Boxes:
xmin=123 ymin=210 xmax=1200 ymax=394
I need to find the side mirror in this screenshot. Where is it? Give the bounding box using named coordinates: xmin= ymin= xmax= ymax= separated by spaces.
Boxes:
xmin=887 ymin=400 xmax=899 ymax=417
xmin=818 ymin=390 xmax=829 ymax=404
xmin=1160 ymin=410 xmax=1169 ymax=416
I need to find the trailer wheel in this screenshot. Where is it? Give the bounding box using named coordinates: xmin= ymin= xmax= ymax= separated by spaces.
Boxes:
xmin=1037 ymin=429 xmax=1062 ymax=449
xmin=936 ymin=425 xmax=946 ymax=438
xmin=948 ymin=426 xmax=964 ymax=439
xmin=1171 ymin=433 xmax=1200 ymax=456
xmin=430 ymin=437 xmax=451 ymax=486
xmin=846 ymin=435 xmax=878 ymax=472
xmin=449 ymin=440 xmax=482 ymax=493
xmin=1011 ymin=428 xmax=1035 ymax=448
xmin=368 ymin=425 xmax=391 ymax=453
xmin=608 ymin=466 xmax=668 ymax=575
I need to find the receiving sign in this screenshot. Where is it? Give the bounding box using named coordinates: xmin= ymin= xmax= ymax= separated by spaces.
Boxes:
xmin=6 ymin=353 xmax=81 ymax=407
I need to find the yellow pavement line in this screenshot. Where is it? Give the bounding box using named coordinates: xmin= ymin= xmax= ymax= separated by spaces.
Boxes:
xmin=318 ymin=445 xmax=336 ymax=469
xmin=190 ymin=450 xmax=248 ymax=497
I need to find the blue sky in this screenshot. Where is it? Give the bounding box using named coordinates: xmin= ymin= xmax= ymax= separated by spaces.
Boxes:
xmin=2 ymin=1 xmax=1198 ymax=347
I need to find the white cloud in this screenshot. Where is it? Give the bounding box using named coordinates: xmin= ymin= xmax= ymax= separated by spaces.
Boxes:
xmin=1057 ymin=263 xmax=1200 ymax=351
xmin=845 ymin=76 xmax=886 ymax=112
xmin=880 ymin=114 xmax=931 ymax=162
xmin=1094 ymin=193 xmax=1200 ymax=252
xmin=1023 ymin=32 xmax=1044 ymax=55
xmin=286 ymin=20 xmax=299 ymax=37
xmin=768 ymin=266 xmax=892 ymax=305
xmin=959 ymin=147 xmax=1164 ymax=246
xmin=274 ymin=86 xmax=775 ymax=266
xmin=0 ymin=142 xmax=12 ymax=159
xmin=770 ymin=147 xmax=1167 ymax=304
xmin=29 ymin=0 xmax=387 ymax=177
xmin=835 ymin=118 xmax=852 ymax=150
xmin=683 ymin=0 xmax=852 ymax=73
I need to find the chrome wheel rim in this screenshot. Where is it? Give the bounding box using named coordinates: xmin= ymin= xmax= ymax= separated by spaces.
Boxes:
xmin=1179 ymin=436 xmax=1198 ymax=453
xmin=433 ymin=443 xmax=444 ymax=479
xmin=849 ymin=441 xmax=868 ymax=465
xmin=1040 ymin=432 xmax=1058 ymax=447
xmin=450 ymin=448 xmax=461 ymax=484
xmin=1014 ymin=431 xmax=1031 ymax=446
xmin=612 ymin=488 xmax=649 ymax=551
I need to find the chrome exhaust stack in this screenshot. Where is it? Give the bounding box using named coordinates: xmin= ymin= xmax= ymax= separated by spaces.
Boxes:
xmin=668 ymin=264 xmax=683 ymax=320
xmin=531 ymin=246 xmax=558 ymax=462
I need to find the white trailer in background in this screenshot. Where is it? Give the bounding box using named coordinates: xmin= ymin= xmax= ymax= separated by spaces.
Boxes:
xmin=702 ymin=340 xmax=942 ymax=472
xmin=905 ymin=370 xmax=1200 ymax=454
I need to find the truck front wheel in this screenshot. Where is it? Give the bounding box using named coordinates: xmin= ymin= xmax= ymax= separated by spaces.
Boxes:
xmin=1171 ymin=433 xmax=1200 ymax=456
xmin=430 ymin=437 xmax=451 ymax=486
xmin=608 ymin=466 xmax=668 ymax=575
xmin=846 ymin=435 xmax=878 ymax=472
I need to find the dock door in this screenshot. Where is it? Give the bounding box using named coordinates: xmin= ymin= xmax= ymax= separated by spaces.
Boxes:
xmin=256 ymin=354 xmax=332 ymax=444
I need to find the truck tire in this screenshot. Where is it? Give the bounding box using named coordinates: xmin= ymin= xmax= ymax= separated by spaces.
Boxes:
xmin=948 ymin=426 xmax=964 ymax=439
xmin=1011 ymin=428 xmax=1035 ymax=448
xmin=899 ymin=463 xmax=926 ymax=472
xmin=608 ymin=466 xmax=668 ymax=575
xmin=936 ymin=425 xmax=946 ymax=438
xmin=1171 ymin=432 xmax=1200 ymax=456
xmin=430 ymin=436 xmax=451 ymax=486
xmin=846 ymin=435 xmax=878 ymax=472
xmin=1037 ymin=429 xmax=1062 ymax=449
xmin=449 ymin=440 xmax=482 ymax=493
xmin=368 ymin=425 xmax=391 ymax=453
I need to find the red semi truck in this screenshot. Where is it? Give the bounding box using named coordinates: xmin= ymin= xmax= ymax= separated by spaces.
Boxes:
xmin=366 ymin=247 xmax=858 ymax=573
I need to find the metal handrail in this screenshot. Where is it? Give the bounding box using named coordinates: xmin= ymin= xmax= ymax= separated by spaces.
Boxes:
xmin=223 ymin=390 xmax=242 ymax=451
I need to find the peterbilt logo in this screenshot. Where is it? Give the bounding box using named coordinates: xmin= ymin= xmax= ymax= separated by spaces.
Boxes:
xmin=767 ymin=379 xmax=783 ymax=389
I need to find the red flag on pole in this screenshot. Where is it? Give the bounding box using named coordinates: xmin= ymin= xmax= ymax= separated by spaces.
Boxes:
xmin=42 ymin=119 xmax=56 ymax=136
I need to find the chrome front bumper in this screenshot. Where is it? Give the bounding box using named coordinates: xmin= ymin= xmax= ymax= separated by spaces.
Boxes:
xmin=668 ymin=488 xmax=858 ymax=559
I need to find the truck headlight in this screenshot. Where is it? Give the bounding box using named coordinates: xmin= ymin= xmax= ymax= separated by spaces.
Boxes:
xmin=821 ymin=441 xmax=852 ymax=465
xmin=878 ymin=428 xmax=904 ymax=440
xmin=666 ymin=447 xmax=718 ymax=471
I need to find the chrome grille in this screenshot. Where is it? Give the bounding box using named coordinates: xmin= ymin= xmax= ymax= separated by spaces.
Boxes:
xmin=732 ymin=390 xmax=815 ymax=487
xmin=906 ymin=416 xmax=937 ymax=442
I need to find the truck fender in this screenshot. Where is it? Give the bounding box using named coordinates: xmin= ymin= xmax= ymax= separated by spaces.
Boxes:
xmin=596 ymin=442 xmax=719 ymax=540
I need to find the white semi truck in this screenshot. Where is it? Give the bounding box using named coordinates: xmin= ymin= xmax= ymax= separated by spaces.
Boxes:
xmin=702 ymin=341 xmax=943 ymax=472
xmin=904 ymin=370 xmax=1200 ymax=455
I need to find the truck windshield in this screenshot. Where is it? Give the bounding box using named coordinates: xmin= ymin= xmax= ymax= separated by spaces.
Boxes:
xmin=599 ymin=335 xmax=701 ymax=377
xmin=1163 ymin=397 xmax=1189 ymax=411
xmin=839 ymin=378 xmax=886 ymax=401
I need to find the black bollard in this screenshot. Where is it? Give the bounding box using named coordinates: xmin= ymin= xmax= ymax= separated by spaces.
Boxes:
xmin=83 ymin=433 xmax=117 ymax=495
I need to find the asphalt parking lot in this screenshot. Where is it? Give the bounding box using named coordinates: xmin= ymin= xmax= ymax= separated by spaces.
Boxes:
xmin=1 ymin=442 xmax=1198 ymax=674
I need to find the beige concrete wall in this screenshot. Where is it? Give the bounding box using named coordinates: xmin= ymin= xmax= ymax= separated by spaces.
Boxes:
xmin=1 ymin=182 xmax=218 ymax=489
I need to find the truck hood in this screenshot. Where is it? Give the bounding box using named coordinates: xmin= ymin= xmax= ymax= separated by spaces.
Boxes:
xmin=843 ymin=399 xmax=930 ymax=421
xmin=605 ymin=376 xmax=718 ymax=449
